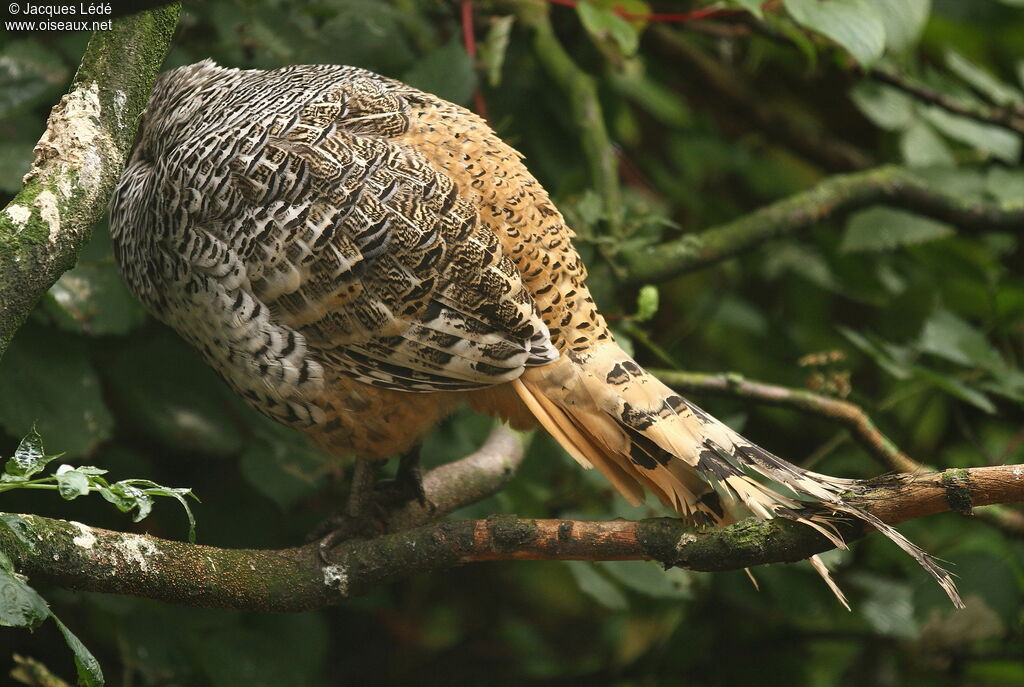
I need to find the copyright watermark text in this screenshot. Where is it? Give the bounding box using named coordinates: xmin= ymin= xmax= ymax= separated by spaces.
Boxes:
xmin=4 ymin=2 xmax=113 ymax=32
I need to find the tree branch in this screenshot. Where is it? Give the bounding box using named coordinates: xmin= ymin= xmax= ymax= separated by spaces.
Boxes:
xmin=652 ymin=25 xmax=875 ymax=173
xmin=3 ymin=431 xmax=1021 ymax=612
xmin=621 ymin=165 xmax=1024 ymax=284
xmin=651 ymin=368 xmax=921 ymax=473
xmin=0 ymin=5 xmax=180 ymax=356
xmin=869 ymin=68 xmax=1024 ymax=137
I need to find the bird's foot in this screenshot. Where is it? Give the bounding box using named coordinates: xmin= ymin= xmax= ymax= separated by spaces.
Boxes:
xmin=375 ymin=446 xmax=431 ymax=510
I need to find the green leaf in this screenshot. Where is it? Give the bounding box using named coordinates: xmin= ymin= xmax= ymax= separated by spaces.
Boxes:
xmin=838 ymin=327 xmax=914 ymax=379
xmin=874 ymin=0 xmax=930 ymax=55
xmin=985 ymin=167 xmax=1024 ymax=203
xmin=899 ymin=120 xmax=955 ymax=166
xmin=841 ymin=207 xmax=954 ymax=253
xmin=0 ymin=326 xmax=114 ymax=458
xmin=100 ymin=482 xmax=155 ymax=522
xmin=922 ymin=106 xmax=1021 ymax=163
xmin=850 ymin=573 xmax=920 ymax=639
xmin=729 ymin=0 xmax=766 ymax=19
xmin=913 ymin=367 xmax=996 ymax=413
xmin=945 ymin=50 xmax=1024 ymax=107
xmin=597 ymin=561 xmax=693 ymax=599
xmin=0 ymin=566 xmax=50 ymax=629
xmin=566 ymin=561 xmax=628 ymax=610
xmin=239 ymin=418 xmax=329 ymax=510
xmin=52 ymin=614 xmax=105 ymax=687
xmin=402 ymin=39 xmax=476 ymax=106
xmin=577 ymin=2 xmax=640 ymax=57
xmin=918 ymin=308 xmax=1005 ymax=371
xmin=4 ymin=425 xmax=53 ymax=480
xmin=850 ymin=81 xmax=914 ymax=131
xmin=783 ymin=0 xmax=886 ymax=67
xmin=0 ymin=514 xmax=38 ymax=552
xmin=480 ymin=15 xmax=515 ymax=87
xmin=44 ymin=224 xmax=147 ymax=336
xmin=55 ymin=465 xmax=91 ymax=500
xmin=633 ymin=285 xmax=659 ymax=323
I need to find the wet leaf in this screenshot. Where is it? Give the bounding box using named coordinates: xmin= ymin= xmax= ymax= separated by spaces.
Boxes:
xmin=55 ymin=465 xmax=91 ymax=500
xmin=0 ymin=566 xmax=49 ymax=629
xmin=52 ymin=614 xmax=105 ymax=687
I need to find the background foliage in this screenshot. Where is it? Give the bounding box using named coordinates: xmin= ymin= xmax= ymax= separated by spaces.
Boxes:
xmin=2 ymin=0 xmax=1023 ymax=685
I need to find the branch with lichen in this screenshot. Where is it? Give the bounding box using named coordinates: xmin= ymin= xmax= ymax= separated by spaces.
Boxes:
xmin=0 ymin=4 xmax=180 ymax=356
xmin=2 ymin=420 xmax=1022 ymax=612
xmin=621 ymin=164 xmax=1024 ymax=284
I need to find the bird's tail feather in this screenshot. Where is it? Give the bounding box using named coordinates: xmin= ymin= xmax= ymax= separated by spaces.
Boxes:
xmin=518 ymin=343 xmax=963 ymax=609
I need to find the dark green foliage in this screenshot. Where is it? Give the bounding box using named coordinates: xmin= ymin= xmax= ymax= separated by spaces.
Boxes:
xmin=1 ymin=0 xmax=1023 ymax=685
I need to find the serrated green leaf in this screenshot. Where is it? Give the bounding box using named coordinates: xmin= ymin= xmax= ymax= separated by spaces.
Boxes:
xmin=52 ymin=614 xmax=105 ymax=687
xmin=566 ymin=561 xmax=628 ymax=610
xmin=783 ymin=0 xmax=886 ymax=67
xmin=842 ymin=207 xmax=954 ymax=253
xmin=0 ymin=566 xmax=49 ymax=629
xmin=0 ymin=326 xmax=114 ymax=458
xmin=919 ymin=308 xmax=1005 ymax=371
xmin=946 ymin=50 xmax=1024 ymax=107
xmin=480 ymin=15 xmax=514 ymax=87
xmin=402 ymin=40 xmax=475 ymax=106
xmin=55 ymin=466 xmax=91 ymax=500
xmin=900 ymin=120 xmax=955 ymax=166
xmin=875 ymin=0 xmax=930 ymax=55
xmin=850 ymin=81 xmax=915 ymax=131
xmin=5 ymin=425 xmax=52 ymax=479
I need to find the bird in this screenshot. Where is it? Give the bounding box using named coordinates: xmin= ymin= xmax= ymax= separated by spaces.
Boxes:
xmin=109 ymin=59 xmax=961 ymax=608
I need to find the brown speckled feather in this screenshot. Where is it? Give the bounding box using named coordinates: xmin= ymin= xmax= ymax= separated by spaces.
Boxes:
xmin=109 ymin=60 xmax=961 ymax=608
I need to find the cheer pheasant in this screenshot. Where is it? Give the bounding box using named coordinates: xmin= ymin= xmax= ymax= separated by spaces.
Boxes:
xmin=109 ymin=60 xmax=960 ymax=607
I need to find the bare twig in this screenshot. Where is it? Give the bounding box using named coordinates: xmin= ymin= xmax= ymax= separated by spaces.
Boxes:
xmin=652 ymin=369 xmax=921 ymax=473
xmin=621 ymin=165 xmax=1024 ymax=284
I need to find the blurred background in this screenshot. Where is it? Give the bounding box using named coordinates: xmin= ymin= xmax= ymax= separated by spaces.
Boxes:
xmin=1 ymin=0 xmax=1023 ymax=685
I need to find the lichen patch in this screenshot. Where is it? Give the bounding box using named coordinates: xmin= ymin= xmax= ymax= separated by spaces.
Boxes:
xmin=115 ymin=534 xmax=160 ymax=572
xmin=322 ymin=564 xmax=349 ymax=595
xmin=4 ymin=204 xmax=31 ymax=227
xmin=71 ymin=521 xmax=97 ymax=550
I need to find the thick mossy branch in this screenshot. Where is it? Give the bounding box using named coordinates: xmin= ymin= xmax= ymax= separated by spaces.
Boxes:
xmin=622 ymin=165 xmax=1024 ymax=284
xmin=3 ymin=460 xmax=1021 ymax=612
xmin=0 ymin=5 xmax=180 ymax=356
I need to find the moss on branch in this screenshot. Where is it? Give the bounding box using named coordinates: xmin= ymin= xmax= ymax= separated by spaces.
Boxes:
xmin=0 ymin=5 xmax=180 ymax=356
xmin=621 ymin=165 xmax=1024 ymax=284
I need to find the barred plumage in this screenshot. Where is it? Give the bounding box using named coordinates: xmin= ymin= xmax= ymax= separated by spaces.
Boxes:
xmin=110 ymin=60 xmax=961 ymax=607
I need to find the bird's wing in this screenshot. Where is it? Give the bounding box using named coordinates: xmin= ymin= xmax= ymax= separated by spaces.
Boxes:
xmin=171 ymin=73 xmax=557 ymax=392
